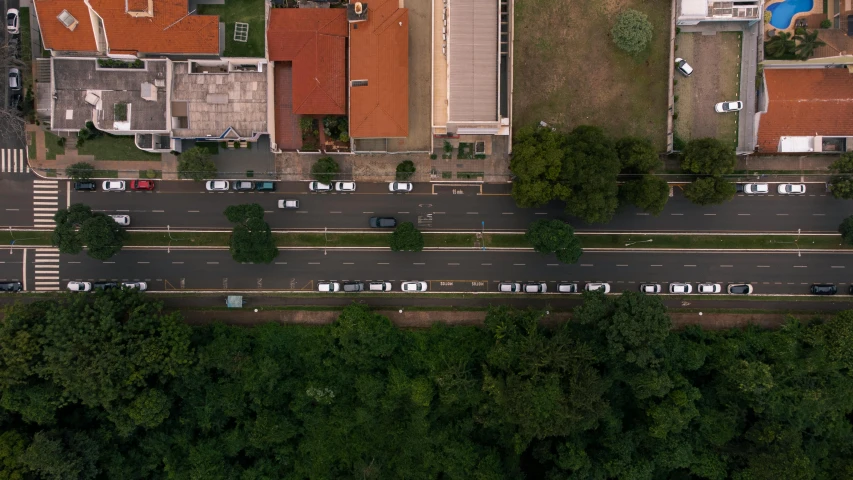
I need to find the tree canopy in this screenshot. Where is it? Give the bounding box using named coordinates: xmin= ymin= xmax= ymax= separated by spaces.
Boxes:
xmin=616 ymin=136 xmax=663 ymax=174
xmin=177 ymin=147 xmax=217 ymax=181
xmin=829 ymin=153 xmax=853 ymax=199
xmin=311 ymin=156 xmax=340 ymax=184
xmin=51 ymin=203 xmax=128 ymax=260
xmin=66 ymin=162 xmax=94 ymax=181
xmin=525 ymin=219 xmax=583 ymax=264
xmin=611 ymin=9 xmax=654 ymax=55
xmin=839 ymin=215 xmax=853 ymax=245
xmin=389 ymin=221 xmax=424 ymax=252
xmin=622 ymin=175 xmax=670 ymax=215
xmin=681 ymin=137 xmax=737 ymax=175
xmin=223 ymin=203 xmax=278 ymax=263
xmin=683 ymin=176 xmax=737 ymax=205
xmin=395 ymin=160 xmax=416 ymax=181
xmin=1 ymin=292 xmax=852 ymax=479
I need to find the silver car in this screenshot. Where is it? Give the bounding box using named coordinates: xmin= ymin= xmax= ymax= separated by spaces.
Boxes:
xmin=67 ymin=281 xmax=92 ymax=292
xmin=777 ymin=183 xmax=806 ymax=194
xmin=714 ymin=101 xmax=743 ymax=113
xmin=557 ymin=282 xmax=578 ymax=293
xmin=205 ymin=180 xmax=229 ymax=191
xmin=401 ymin=281 xmax=428 ymax=292
xmin=335 ymin=181 xmax=357 ymax=192
xmin=697 ymin=283 xmax=721 ymax=294
xmin=110 ymin=214 xmax=130 ymax=226
xmin=640 ymin=283 xmax=661 ymax=294
xmin=102 ymin=180 xmax=126 ymax=191
xmin=498 ymin=282 xmax=521 ymax=293
xmin=669 ymin=283 xmax=693 ymax=294
xmin=743 ymin=183 xmax=768 ymax=194
xmin=308 ymin=181 xmax=332 ymax=192
xmin=122 ymin=282 xmax=147 ymax=291
xmin=585 ymin=283 xmax=611 ymax=293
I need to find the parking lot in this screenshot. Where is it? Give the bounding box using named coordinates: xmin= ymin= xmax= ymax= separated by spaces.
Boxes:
xmin=673 ymin=32 xmax=742 ymax=149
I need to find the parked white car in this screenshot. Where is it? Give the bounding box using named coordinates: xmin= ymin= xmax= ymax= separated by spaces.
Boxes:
xmin=335 ymin=181 xmax=357 ymax=192
xmin=122 ymin=282 xmax=147 ymax=291
xmin=585 ymin=283 xmax=611 ymax=293
xmin=67 ymin=281 xmax=92 ymax=292
xmin=714 ymin=101 xmax=743 ymax=113
xmin=6 ymin=8 xmax=19 ymax=35
xmin=743 ymin=183 xmax=768 ymax=194
xmin=697 ymin=283 xmax=721 ymax=294
xmin=777 ymin=183 xmax=806 ymax=194
xmin=308 ymin=181 xmax=332 ymax=192
xmin=102 ymin=180 xmax=126 ymax=191
xmin=674 ymin=57 xmax=693 ymax=76
xmin=110 ymin=214 xmax=130 ymax=226
xmin=205 ymin=180 xmax=229 ymax=191
xmin=388 ymin=182 xmax=413 ymax=193
xmin=318 ymin=281 xmax=341 ymax=292
xmin=669 ymin=283 xmax=693 ymax=294
xmin=401 ymin=281 xmax=428 ymax=292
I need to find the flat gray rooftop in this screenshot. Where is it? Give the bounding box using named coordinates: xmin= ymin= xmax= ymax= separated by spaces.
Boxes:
xmin=170 ymin=62 xmax=268 ymax=139
xmin=51 ymin=58 xmax=168 ymax=132
xmin=447 ymin=0 xmax=498 ymax=123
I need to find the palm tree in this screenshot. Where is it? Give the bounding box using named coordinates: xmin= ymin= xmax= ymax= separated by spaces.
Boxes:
xmin=794 ymin=30 xmax=827 ymax=60
xmin=765 ymin=31 xmax=796 ymax=58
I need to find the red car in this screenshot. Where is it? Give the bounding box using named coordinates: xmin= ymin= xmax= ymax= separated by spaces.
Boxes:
xmin=131 ymin=180 xmax=155 ymax=191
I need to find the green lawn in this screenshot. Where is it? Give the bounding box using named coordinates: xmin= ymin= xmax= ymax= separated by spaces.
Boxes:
xmin=19 ymin=7 xmax=31 ymax=62
xmin=44 ymin=131 xmax=65 ymax=160
xmin=76 ymin=135 xmax=161 ymax=161
xmin=197 ymin=0 xmax=265 ymax=58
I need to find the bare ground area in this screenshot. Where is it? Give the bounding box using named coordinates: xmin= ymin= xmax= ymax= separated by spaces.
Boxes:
xmin=674 ymin=32 xmax=742 ymax=148
xmin=389 ymin=0 xmax=432 ymax=153
xmin=513 ymin=0 xmax=670 ymax=150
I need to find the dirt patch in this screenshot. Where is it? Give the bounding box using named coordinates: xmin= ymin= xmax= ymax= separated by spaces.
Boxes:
xmin=513 ymin=0 xmax=671 ymax=150
xmin=673 ymin=32 xmax=742 ymax=148
xmin=389 ymin=0 xmax=432 ymax=152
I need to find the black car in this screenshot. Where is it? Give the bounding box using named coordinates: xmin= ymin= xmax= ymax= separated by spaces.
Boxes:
xmin=9 ymin=92 xmax=21 ymax=110
xmin=850 ymin=285 xmax=853 ymax=295
xmin=0 ymin=281 xmax=22 ymax=292
xmin=74 ymin=181 xmax=97 ymax=191
xmin=735 ymin=184 xmax=744 ymax=193
xmin=369 ymin=217 xmax=397 ymax=228
xmin=92 ymin=282 xmax=117 ymax=290
xmin=342 ymin=282 xmax=364 ymax=292
xmin=727 ymin=284 xmax=753 ymax=295
xmin=810 ymin=284 xmax=837 ymax=295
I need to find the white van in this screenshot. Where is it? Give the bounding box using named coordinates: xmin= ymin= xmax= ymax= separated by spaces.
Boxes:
xmin=110 ymin=214 xmax=130 ymax=226
xmin=368 ymin=282 xmax=392 ymax=291
xmin=498 ymin=282 xmax=521 ymax=293
xmin=278 ymin=199 xmax=300 ymax=209
xmin=318 ymin=281 xmax=340 ymax=292
xmin=557 ymin=283 xmax=578 ymax=293
xmin=523 ymin=283 xmax=547 ymax=293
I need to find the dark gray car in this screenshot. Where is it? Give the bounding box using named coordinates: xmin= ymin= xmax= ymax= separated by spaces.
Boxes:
xmin=343 ymin=282 xmax=364 ymax=292
xmin=369 ymin=217 xmax=397 ymax=228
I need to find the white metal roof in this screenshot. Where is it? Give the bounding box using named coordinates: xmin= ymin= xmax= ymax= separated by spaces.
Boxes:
xmin=447 ymin=0 xmax=498 ymax=122
xmin=680 ymin=0 xmax=708 ymax=16
xmin=779 ymin=136 xmax=815 ymax=152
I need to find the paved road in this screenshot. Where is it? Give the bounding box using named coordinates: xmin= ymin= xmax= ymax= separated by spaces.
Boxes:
xmin=20 ymin=248 xmax=853 ymax=296
xmin=55 ymin=180 xmax=852 ymax=233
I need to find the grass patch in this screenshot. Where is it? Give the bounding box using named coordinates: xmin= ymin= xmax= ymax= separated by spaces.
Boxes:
xmin=485 ymin=234 xmax=530 ymax=248
xmin=577 ymin=234 xmax=850 ymax=250
xmin=27 ymin=132 xmax=35 ymax=159
xmin=457 ymin=171 xmax=484 ymax=180
xmin=424 ymin=234 xmax=477 ymax=247
xmin=77 ymin=135 xmax=161 ymax=161
xmin=441 ymin=171 xmax=452 ymax=179
xmin=514 ymin=0 xmax=670 ymax=149
xmin=139 ymin=169 xmax=162 ymax=179
xmin=0 ymin=231 xmax=53 ymax=245
xmin=20 ymin=7 xmax=31 ymax=62
xmin=43 ymin=131 xmax=65 ymax=160
xmin=197 ymin=0 xmax=265 ymax=58
xmin=125 ymin=232 xmax=231 ymax=247
xmin=91 ymin=169 xmax=118 ymax=178
xmin=277 ymin=233 xmax=390 ymax=248
xmin=195 ymin=142 xmax=220 ymax=155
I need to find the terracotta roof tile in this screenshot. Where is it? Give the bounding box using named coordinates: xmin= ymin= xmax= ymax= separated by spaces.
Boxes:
xmin=758 ymin=69 xmax=853 ymax=152
xmin=33 ymin=0 xmax=98 ymax=52
xmin=268 ymin=9 xmax=347 ymax=115
xmin=349 ymin=0 xmax=408 ymax=138
xmin=88 ymin=0 xmax=219 ymax=55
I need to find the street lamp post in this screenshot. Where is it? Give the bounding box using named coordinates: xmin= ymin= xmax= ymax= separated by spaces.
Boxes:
xmin=324 ymin=227 xmax=328 ymax=256
xmin=625 ymin=239 xmax=653 ymax=247
xmin=481 ymin=221 xmax=485 ymax=251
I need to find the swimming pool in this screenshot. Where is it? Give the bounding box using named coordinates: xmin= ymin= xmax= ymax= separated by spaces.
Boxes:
xmin=767 ymin=0 xmax=814 ymax=29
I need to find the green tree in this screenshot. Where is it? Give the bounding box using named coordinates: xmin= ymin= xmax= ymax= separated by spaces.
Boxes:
xmin=395 ymin=160 xmax=416 ymax=181
xmin=510 ymin=125 xmax=566 ymax=207
xmin=622 ymin=175 xmax=670 ymax=215
xmin=310 ymin=156 xmax=339 ymax=184
xmin=177 ymin=147 xmax=217 ymax=181
xmin=794 ymin=30 xmax=826 ymax=60
xmin=66 ymin=162 xmax=95 ymax=181
xmin=389 ymin=221 xmax=424 ymax=252
xmin=829 ymin=151 xmax=853 ymax=173
xmin=683 ymin=177 xmax=737 ymax=205
xmin=223 ymin=204 xmax=278 ymax=263
xmin=681 ymin=138 xmax=736 ymax=175
xmin=765 ymin=31 xmax=796 ymax=58
xmin=616 ymin=136 xmax=662 ymax=173
xmin=839 ymin=215 xmax=853 ymax=245
xmin=828 ymin=153 xmax=853 ymax=199
xmin=562 ymin=125 xmax=621 ymax=224
xmin=611 ymin=9 xmax=653 ymax=54
xmin=79 ymin=214 xmax=128 ymax=260
xmin=525 ymin=219 xmax=583 ymax=264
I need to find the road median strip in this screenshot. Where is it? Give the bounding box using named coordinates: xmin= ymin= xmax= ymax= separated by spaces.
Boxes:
xmin=2 ymin=231 xmax=850 ymax=251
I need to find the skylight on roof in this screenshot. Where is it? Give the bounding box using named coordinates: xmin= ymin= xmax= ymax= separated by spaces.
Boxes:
xmin=57 ymin=10 xmax=78 ymax=31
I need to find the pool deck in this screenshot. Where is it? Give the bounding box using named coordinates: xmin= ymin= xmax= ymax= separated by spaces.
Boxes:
xmin=765 ymin=0 xmax=824 ymax=33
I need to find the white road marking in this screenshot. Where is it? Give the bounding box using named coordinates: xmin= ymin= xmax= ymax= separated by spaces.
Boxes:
xmin=413 ymin=262 xmax=425 ymax=265
xmin=684 ymin=264 xmax=696 ymax=267
xmin=651 ymin=264 xmax=662 ymax=267
xmin=308 ymin=262 xmax=320 ymax=265
xmin=152 ymin=210 xmax=164 ymax=213
xmin=776 ymin=213 xmax=788 ymax=216
xmin=206 ymin=262 xmax=219 ymax=265
xmin=616 ymin=264 xmax=628 ymax=267
xmin=481 ymin=263 xmax=492 ymax=266
xmin=398 ymin=211 xmax=410 ymax=214
xmin=188 ymin=210 xmax=199 ymax=213
xmin=137 ymin=262 xmax=149 ymax=264
xmin=547 ymin=264 xmax=559 ymax=266
xmin=757 ymin=265 xmax=769 ymax=268
xmin=813 ymin=213 xmax=825 ymax=216
xmin=502 ymin=212 xmax=514 ymax=215
xmin=704 ymin=213 xmax=716 ymax=216
xmin=330 ymin=211 xmax=342 ymax=214
xmin=720 ymin=265 xmax=733 ymax=267
xmin=831 ymin=266 xmax=845 ymax=268
xmin=466 ymin=212 xmax=478 ymax=214
xmin=513 ymin=263 xmax=525 ymax=266
xmin=670 ymin=213 xmax=683 ymax=216
xmin=738 ymin=214 xmax=750 ymax=216
xmin=363 ymin=211 xmax=374 ymax=214
xmin=448 ymin=263 xmax=459 ymax=265
xmin=535 ymin=212 xmax=547 ymax=215
xmin=793 ymin=265 xmax=807 ymax=268
xmin=581 ymin=264 xmax=593 ymax=267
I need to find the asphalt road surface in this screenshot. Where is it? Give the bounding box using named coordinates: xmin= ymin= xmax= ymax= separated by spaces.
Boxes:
xmin=3 ymin=248 xmax=847 ymax=296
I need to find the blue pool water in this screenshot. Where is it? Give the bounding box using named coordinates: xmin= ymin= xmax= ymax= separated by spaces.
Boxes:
xmin=767 ymin=0 xmax=814 ymax=29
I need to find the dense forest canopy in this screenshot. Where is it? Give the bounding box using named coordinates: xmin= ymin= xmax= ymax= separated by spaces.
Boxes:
xmin=1 ymin=290 xmax=852 ymax=479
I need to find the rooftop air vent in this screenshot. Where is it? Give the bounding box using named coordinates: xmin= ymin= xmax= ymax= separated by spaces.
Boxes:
xmin=57 ymin=10 xmax=79 ymax=31
xmin=351 ymin=79 xmax=368 ymax=87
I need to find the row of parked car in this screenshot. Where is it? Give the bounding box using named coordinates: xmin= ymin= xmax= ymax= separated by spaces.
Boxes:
xmin=737 ymin=183 xmax=807 ymax=194
xmin=318 ymin=281 xmax=426 ymax=292
xmin=66 ymin=281 xmax=147 ymax=292
xmin=498 ymin=282 xmax=752 ymax=294
xmin=7 ymin=8 xmax=22 ymax=108
xmin=308 ymin=181 xmax=414 ymax=193
xmin=205 ymin=181 xmax=277 ymax=191
xmin=74 ymin=180 xmax=156 ymax=192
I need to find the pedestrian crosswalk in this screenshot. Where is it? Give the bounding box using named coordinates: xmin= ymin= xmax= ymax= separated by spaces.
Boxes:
xmin=33 ymin=248 xmax=60 ymax=291
xmin=33 ymin=180 xmax=60 ymax=228
xmin=0 ymin=149 xmax=29 ymax=173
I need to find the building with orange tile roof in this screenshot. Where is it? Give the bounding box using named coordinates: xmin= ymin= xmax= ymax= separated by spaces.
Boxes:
xmin=757 ymin=68 xmax=853 ymax=153
xmin=348 ymin=0 xmax=409 ymax=139
xmin=34 ymin=0 xmax=220 ymax=56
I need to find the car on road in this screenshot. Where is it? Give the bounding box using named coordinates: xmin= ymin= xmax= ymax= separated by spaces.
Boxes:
xmin=369 ymin=217 xmax=397 ymax=228
xmin=67 ymin=281 xmax=92 ymax=292
xmin=585 ymin=282 xmax=610 ymax=293
xmin=640 ymin=283 xmax=661 ymax=294
xmin=778 ymin=183 xmax=806 ymax=194
xmin=93 ymin=282 xmax=118 ymax=290
xmin=102 ymin=180 xmax=126 ymax=191
xmin=343 ymin=282 xmax=364 ymax=292
xmin=698 ymin=283 xmax=722 ymax=294
xmin=674 ymin=57 xmax=693 ymax=76
xmin=727 ymin=283 xmax=753 ymax=295
xmin=368 ymin=282 xmax=393 ymax=291
xmin=743 ymin=183 xmax=768 ymax=194
xmin=130 ymin=180 xmax=155 ymax=191
xmin=810 ymin=284 xmax=837 ymax=295
xmin=0 ymin=281 xmax=22 ymax=292
xmin=318 ymin=281 xmax=341 ymax=292
xmin=74 ymin=181 xmax=97 ymax=192
xmin=498 ymin=282 xmax=521 ymax=293
xmin=308 ymin=181 xmax=332 ymax=192
xmin=8 ymin=68 xmax=21 ymax=90
xmin=335 ymin=181 xmax=357 ymax=192
xmin=524 ymin=283 xmax=547 ymax=293
xmin=205 ymin=180 xmax=229 ymax=191
xmin=714 ymin=101 xmax=743 ymax=113
xmin=110 ymin=214 xmax=130 ymax=226
xmin=557 ymin=282 xmax=578 ymax=293
xmin=6 ymin=8 xmax=18 ymax=34
xmin=122 ymin=282 xmax=147 ymax=291
xmin=232 ymin=181 xmax=254 ymax=191
xmin=401 ymin=281 xmax=428 ymax=292
xmin=389 ymin=182 xmax=413 ymax=193
xmin=669 ymin=283 xmax=692 ymax=294
xmin=278 ymin=199 xmax=300 ymax=209
xmin=255 ymin=182 xmax=276 ymax=191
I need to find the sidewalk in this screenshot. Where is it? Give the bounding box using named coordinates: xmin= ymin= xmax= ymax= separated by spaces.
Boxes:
xmin=664 ymin=153 xmax=837 ymax=173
